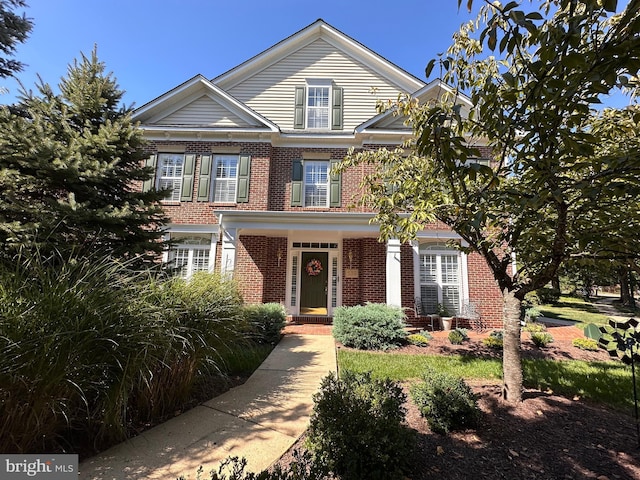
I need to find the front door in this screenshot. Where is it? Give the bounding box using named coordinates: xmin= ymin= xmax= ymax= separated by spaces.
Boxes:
xmin=300 ymin=252 xmax=328 ymax=315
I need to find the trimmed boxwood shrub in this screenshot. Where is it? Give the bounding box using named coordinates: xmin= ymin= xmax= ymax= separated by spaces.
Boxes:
xmin=307 ymin=371 xmax=415 ymax=480
xmin=410 ymin=368 xmax=480 ymax=435
xmin=332 ymin=303 xmax=407 ymax=350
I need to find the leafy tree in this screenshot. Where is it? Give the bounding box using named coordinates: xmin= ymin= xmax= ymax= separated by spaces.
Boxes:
xmin=0 ymin=48 xmax=168 ymax=264
xmin=0 ymin=0 xmax=32 ymax=80
xmin=340 ymin=0 xmax=640 ymax=403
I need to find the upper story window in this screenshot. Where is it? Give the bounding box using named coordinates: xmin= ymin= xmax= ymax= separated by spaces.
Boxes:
xmin=306 ymin=82 xmax=330 ymax=129
xmin=157 ymin=153 xmax=184 ymax=202
xmin=304 ymin=161 xmax=329 ymax=207
xmin=213 ymin=155 xmax=238 ymax=203
xmin=294 ymin=81 xmax=343 ymax=131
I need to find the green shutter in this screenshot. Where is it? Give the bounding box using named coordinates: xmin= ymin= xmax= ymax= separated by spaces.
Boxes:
xmin=331 ymin=86 xmax=343 ymax=130
xmin=197 ymin=154 xmax=212 ymax=202
xmin=329 ymin=160 xmax=341 ymax=207
xmin=236 ymin=154 xmax=251 ymax=203
xmin=291 ymin=159 xmax=303 ymax=206
xmin=180 ymin=154 xmax=195 ymax=202
xmin=294 ymin=86 xmax=305 ymax=129
xmin=142 ymin=154 xmax=157 ymax=192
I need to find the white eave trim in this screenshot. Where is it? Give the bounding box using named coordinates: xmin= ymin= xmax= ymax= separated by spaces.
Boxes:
xmin=215 ymin=210 xmax=380 ymax=232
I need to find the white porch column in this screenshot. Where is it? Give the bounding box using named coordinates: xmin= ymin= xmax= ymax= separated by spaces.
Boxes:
xmin=221 ymin=227 xmax=237 ymax=277
xmin=386 ymin=238 xmax=402 ymax=307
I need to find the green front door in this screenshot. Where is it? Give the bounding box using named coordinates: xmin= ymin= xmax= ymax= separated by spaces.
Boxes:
xmin=300 ymin=252 xmax=328 ymax=315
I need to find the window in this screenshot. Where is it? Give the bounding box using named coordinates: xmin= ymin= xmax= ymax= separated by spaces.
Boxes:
xmin=304 ymin=161 xmax=329 ymax=207
xmin=213 ymin=155 xmax=238 ymax=202
xmin=157 ymin=153 xmax=184 ymax=201
xmin=419 ymin=243 xmax=461 ymax=315
xmin=168 ymin=233 xmax=213 ymax=279
xmin=306 ymin=85 xmax=330 ymax=129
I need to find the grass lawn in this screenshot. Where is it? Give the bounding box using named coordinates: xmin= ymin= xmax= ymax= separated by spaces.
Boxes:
xmin=338 ymin=350 xmax=633 ymax=412
xmin=538 ymin=295 xmax=609 ymax=327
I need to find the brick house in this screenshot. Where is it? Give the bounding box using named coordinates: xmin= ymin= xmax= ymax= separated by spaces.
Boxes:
xmin=133 ymin=19 xmax=503 ymax=329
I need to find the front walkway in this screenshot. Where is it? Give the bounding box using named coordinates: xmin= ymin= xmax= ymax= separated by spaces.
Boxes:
xmin=80 ymin=334 xmax=336 ymax=480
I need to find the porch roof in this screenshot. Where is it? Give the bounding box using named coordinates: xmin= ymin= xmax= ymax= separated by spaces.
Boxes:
xmin=215 ymin=210 xmax=382 ymax=237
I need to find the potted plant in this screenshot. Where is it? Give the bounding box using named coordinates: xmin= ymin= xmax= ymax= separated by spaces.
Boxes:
xmin=437 ymin=303 xmax=454 ymax=331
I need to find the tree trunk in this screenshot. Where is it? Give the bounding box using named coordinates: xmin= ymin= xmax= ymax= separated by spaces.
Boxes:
xmin=551 ymin=276 xmax=560 ymax=292
xmin=502 ymin=289 xmax=523 ymax=403
xmin=620 ymin=266 xmax=631 ymax=305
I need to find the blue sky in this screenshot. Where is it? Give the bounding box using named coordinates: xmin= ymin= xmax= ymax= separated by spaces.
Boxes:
xmin=1 ymin=0 xmax=633 ymax=109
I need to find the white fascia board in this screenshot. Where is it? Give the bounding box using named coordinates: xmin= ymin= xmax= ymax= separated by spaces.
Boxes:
xmin=215 ymin=210 xmax=379 ymax=232
xmin=139 ymin=126 xmax=275 ymax=142
xmin=164 ymin=224 xmax=220 ymax=234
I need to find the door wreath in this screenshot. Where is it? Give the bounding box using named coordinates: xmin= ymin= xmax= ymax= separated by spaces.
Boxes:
xmin=306 ymin=259 xmax=323 ymax=276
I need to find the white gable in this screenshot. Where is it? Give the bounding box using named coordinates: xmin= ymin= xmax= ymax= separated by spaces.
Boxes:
xmin=157 ymin=94 xmax=257 ymax=128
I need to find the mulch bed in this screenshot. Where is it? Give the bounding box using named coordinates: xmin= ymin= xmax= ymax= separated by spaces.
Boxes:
xmin=275 ymin=335 xmax=640 ymax=480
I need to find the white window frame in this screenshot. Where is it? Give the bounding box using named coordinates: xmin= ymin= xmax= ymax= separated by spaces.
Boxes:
xmin=303 ymin=160 xmax=329 ymax=207
xmin=306 ymin=80 xmax=331 ymax=130
xmin=157 ymin=153 xmax=185 ymax=202
xmin=212 ymin=154 xmax=238 ymax=203
xmin=165 ymin=232 xmax=217 ymax=279
xmin=415 ymin=242 xmax=464 ymax=315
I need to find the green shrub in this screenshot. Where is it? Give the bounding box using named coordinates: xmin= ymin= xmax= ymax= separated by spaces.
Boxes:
xmin=332 ymin=303 xmax=407 ymax=350
xmin=410 ymin=368 xmax=480 ymax=435
xmin=408 ymin=333 xmax=431 ymax=346
xmin=307 ymin=371 xmax=415 ymax=480
xmin=572 ymin=338 xmax=600 ymax=351
xmin=536 ymin=287 xmax=561 ymax=305
xmin=0 ymin=253 xmax=249 ymax=454
xmin=482 ymin=333 xmax=503 ymax=349
xmin=530 ymin=331 xmax=554 ymax=348
xmin=448 ymin=328 xmax=468 ymax=345
xmin=524 ymin=307 xmax=542 ymax=321
xmin=243 ymin=303 xmax=286 ymax=344
xmin=523 ymin=321 xmax=547 ymax=333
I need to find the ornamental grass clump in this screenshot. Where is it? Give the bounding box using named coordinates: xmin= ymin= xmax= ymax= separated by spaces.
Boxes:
xmin=332 ymin=303 xmax=407 ymax=350
xmin=530 ymin=331 xmax=554 ymax=348
xmin=307 ymin=371 xmax=415 ymax=480
xmin=410 ymin=368 xmax=480 ymax=435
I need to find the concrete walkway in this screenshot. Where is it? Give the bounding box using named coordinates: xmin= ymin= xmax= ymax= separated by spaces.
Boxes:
xmin=79 ymin=334 xmax=336 ymax=480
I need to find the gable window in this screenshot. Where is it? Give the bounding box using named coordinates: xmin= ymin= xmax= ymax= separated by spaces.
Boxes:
xmin=213 ymin=155 xmax=238 ymax=202
xmin=294 ymin=82 xmax=343 ymax=130
xmin=418 ymin=243 xmax=462 ymax=316
xmin=158 ymin=153 xmax=184 ymax=202
xmin=307 ymin=84 xmax=330 ymax=129
xmin=168 ymin=233 xmax=214 ymax=279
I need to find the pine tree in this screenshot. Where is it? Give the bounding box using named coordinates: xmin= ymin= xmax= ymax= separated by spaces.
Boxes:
xmin=0 ymin=0 xmax=32 ymax=80
xmin=0 ymin=48 xmax=168 ymax=264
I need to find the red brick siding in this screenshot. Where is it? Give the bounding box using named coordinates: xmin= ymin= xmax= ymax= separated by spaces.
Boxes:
xmin=467 ymin=251 xmax=503 ymax=329
xmin=235 ymin=235 xmax=287 ymax=304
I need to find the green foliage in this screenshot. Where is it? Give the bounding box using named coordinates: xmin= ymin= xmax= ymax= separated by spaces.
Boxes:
xmin=530 ymin=332 xmax=554 ymax=348
xmin=0 ymin=252 xmax=249 ymax=453
xmin=176 ymin=451 xmax=329 ymax=480
xmin=523 ymin=321 xmax=547 ymax=333
xmin=482 ymin=331 xmax=504 ymax=349
xmin=339 ymin=0 xmax=640 ymax=400
xmin=535 ymin=288 xmax=561 ymax=305
xmin=332 ymin=303 xmax=407 ymax=350
xmin=408 ymin=333 xmax=431 ymax=346
xmin=0 ymin=0 xmax=33 ymax=79
xmin=448 ymin=327 xmax=469 ymax=345
xmin=410 ymin=368 xmax=480 ymax=435
xmin=242 ymin=303 xmax=286 ymax=345
xmin=307 ymin=371 xmax=415 ymax=480
xmin=525 ymin=307 xmax=542 ymax=321
xmin=572 ymin=338 xmax=600 ymax=351
xmin=0 ymin=48 xmax=168 ymax=265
